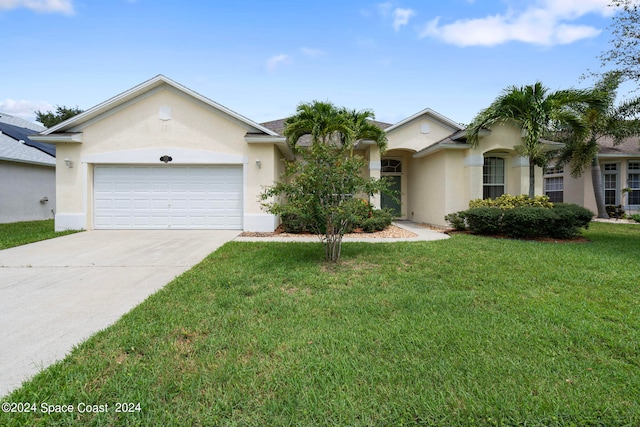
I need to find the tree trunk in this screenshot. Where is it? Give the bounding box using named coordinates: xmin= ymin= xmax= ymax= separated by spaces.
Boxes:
xmin=591 ymin=157 xmax=609 ymax=218
xmin=529 ymin=158 xmax=535 ymax=198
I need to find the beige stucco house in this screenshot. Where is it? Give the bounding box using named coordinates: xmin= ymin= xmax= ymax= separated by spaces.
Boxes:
xmin=31 ymin=75 xmax=639 ymax=232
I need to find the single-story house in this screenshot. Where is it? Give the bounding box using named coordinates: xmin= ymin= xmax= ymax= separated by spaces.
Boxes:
xmin=30 ymin=75 xmax=640 ymax=232
xmin=0 ymin=113 xmax=56 ymax=223
xmin=551 ymin=137 xmax=640 ymax=215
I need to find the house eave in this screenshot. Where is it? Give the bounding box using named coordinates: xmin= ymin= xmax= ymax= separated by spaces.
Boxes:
xmin=413 ymin=143 xmax=471 ymax=158
xmin=245 ymin=135 xmax=294 ymax=160
xmin=29 ymin=133 xmax=83 ymax=143
xmin=0 ymin=156 xmax=56 ymax=167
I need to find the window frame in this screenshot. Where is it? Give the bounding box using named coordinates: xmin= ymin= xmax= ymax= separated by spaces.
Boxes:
xmin=483 ymin=156 xmax=506 ymax=200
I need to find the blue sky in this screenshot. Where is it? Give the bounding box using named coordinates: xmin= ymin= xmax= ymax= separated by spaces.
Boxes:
xmin=0 ymin=0 xmax=621 ymax=127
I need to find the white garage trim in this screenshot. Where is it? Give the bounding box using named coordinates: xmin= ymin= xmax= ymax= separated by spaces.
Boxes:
xmin=94 ymin=165 xmax=243 ymax=229
xmin=82 ymin=147 xmax=247 ymax=165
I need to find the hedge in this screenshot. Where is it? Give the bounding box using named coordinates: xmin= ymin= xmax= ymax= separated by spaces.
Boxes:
xmin=445 ymin=203 xmax=593 ymax=239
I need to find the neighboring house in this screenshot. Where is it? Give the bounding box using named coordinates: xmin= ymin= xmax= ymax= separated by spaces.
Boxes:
xmin=545 ymin=137 xmax=640 ymax=215
xmin=0 ymin=113 xmax=56 ymax=223
xmin=30 ymin=75 xmax=640 ymax=232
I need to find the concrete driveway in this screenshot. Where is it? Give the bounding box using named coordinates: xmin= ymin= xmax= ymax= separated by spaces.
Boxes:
xmin=0 ymin=230 xmax=239 ymax=397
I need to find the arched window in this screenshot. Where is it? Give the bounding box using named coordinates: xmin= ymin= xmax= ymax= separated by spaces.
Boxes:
xmin=483 ymin=157 xmax=505 ymax=199
xmin=381 ymin=159 xmax=402 ymax=173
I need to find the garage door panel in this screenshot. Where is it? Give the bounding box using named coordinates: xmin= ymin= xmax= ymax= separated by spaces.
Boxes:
xmin=94 ymin=165 xmax=243 ymax=229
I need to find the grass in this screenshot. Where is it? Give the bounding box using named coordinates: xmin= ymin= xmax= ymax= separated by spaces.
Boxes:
xmin=0 ymin=219 xmax=80 ymax=249
xmin=1 ymin=222 xmax=639 ymax=426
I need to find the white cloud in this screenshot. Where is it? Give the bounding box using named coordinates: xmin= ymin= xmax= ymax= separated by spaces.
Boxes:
xmin=0 ymin=0 xmax=74 ymax=15
xmin=301 ymin=47 xmax=326 ymax=58
xmin=266 ymin=53 xmax=291 ymax=73
xmin=419 ymin=0 xmax=611 ymax=46
xmin=392 ymin=7 xmax=415 ymax=31
xmin=0 ymin=99 xmax=53 ymax=122
xmin=377 ymin=3 xmax=415 ymax=31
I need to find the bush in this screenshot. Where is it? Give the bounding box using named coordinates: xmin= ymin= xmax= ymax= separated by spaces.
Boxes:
xmin=447 ymin=203 xmax=593 ymax=239
xmin=280 ymin=198 xmax=393 ymax=234
xmin=464 ymin=207 xmax=503 ymax=235
xmin=549 ymin=203 xmax=593 ymax=238
xmin=630 ymin=214 xmax=640 ymax=223
xmin=444 ymin=212 xmax=467 ymax=231
xmin=502 ymin=207 xmax=553 ymax=238
xmin=360 ymin=209 xmax=394 ymax=232
xmin=469 ymin=194 xmax=553 ymax=210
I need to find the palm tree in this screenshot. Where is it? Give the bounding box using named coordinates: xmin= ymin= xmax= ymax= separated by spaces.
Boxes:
xmin=278 ymin=101 xmax=387 ymax=262
xmin=466 ymin=82 xmax=606 ymax=198
xmin=556 ymin=72 xmax=640 ymax=218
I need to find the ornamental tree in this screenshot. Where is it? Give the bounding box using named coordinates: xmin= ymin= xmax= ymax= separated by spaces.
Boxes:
xmin=261 ymin=101 xmax=387 ymax=262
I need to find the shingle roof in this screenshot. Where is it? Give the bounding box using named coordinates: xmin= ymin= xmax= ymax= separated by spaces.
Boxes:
xmin=598 ymin=136 xmax=640 ymax=156
xmin=0 ymin=113 xmax=55 ymax=166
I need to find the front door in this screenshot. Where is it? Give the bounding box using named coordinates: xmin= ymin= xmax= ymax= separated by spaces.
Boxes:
xmin=381 ymin=175 xmax=402 ymax=216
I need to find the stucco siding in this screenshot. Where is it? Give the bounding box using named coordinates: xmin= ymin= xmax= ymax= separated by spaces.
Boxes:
xmin=387 ymin=117 xmax=457 ymax=152
xmin=0 ymin=161 xmax=55 ymax=223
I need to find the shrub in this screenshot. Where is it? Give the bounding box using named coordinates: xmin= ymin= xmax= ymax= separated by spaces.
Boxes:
xmin=447 ymin=203 xmax=593 ymax=239
xmin=444 ymin=212 xmax=467 ymax=231
xmin=630 ymin=213 xmax=640 ymax=223
xmin=549 ymin=203 xmax=593 ymax=238
xmin=464 ymin=207 xmax=503 ymax=235
xmin=469 ymin=194 xmax=553 ymax=210
xmin=502 ymin=207 xmax=553 ymax=238
xmin=280 ymin=206 xmax=310 ymax=233
xmin=360 ymin=209 xmax=394 ymax=232
xmin=280 ymin=198 xmax=393 ymax=233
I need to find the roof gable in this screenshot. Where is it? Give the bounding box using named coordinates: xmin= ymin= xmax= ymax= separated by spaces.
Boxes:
xmin=385 ymin=108 xmax=462 ymax=133
xmin=39 ymin=75 xmax=279 ymax=137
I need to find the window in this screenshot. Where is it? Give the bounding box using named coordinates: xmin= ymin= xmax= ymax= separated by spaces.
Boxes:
xmin=603 ymin=163 xmax=618 ymax=205
xmin=483 ymin=157 xmax=505 ymax=199
xmin=545 ymin=177 xmax=564 ymax=203
xmin=381 ymin=159 xmax=402 ymax=173
xmin=628 ymin=162 xmax=640 ymax=205
xmin=544 ymin=166 xmax=564 ymax=203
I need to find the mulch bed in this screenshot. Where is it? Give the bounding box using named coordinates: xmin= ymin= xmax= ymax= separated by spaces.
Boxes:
xmin=239 ymin=224 xmax=418 ymax=239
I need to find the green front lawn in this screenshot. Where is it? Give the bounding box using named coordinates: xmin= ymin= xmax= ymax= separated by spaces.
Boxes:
xmin=2 ymin=222 xmax=639 ymax=426
xmin=0 ymin=219 xmax=80 ymax=250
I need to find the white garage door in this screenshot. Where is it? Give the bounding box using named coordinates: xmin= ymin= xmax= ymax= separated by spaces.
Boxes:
xmin=94 ymin=165 xmax=243 ymax=229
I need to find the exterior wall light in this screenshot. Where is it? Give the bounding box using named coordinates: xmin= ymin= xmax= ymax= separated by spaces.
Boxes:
xmin=256 ymin=159 xmax=261 ymax=169
xmin=64 ymin=158 xmax=74 ymax=168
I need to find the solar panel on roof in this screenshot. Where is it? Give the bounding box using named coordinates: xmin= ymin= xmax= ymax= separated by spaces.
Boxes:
xmin=0 ymin=122 xmax=55 ymax=157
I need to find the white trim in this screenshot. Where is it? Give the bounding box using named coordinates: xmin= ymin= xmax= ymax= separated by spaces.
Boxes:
xmin=243 ymin=213 xmax=278 ymax=232
xmin=55 ymin=213 xmax=85 ymax=231
xmin=81 ymin=148 xmax=247 ymax=165
xmin=28 ymin=133 xmax=83 ymax=143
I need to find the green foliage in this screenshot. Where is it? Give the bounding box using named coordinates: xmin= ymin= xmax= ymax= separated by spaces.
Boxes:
xmin=501 ymin=206 xmax=552 ymax=239
xmin=466 ymin=82 xmax=606 ymax=198
xmin=469 ymin=194 xmax=553 ymax=209
xmin=261 ymin=101 xmax=388 ymax=262
xmin=358 ymin=208 xmax=394 ymax=232
xmin=34 ymin=105 xmax=83 ymax=127
xmin=550 ymin=203 xmax=594 ymax=238
xmin=450 ymin=203 xmax=593 ymax=239
xmin=444 ymin=212 xmax=467 ymax=230
xmin=280 ymin=199 xmax=393 ymax=234
xmin=630 ymin=213 xmax=640 ymax=222
xmin=463 ymin=207 xmax=503 ymax=235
